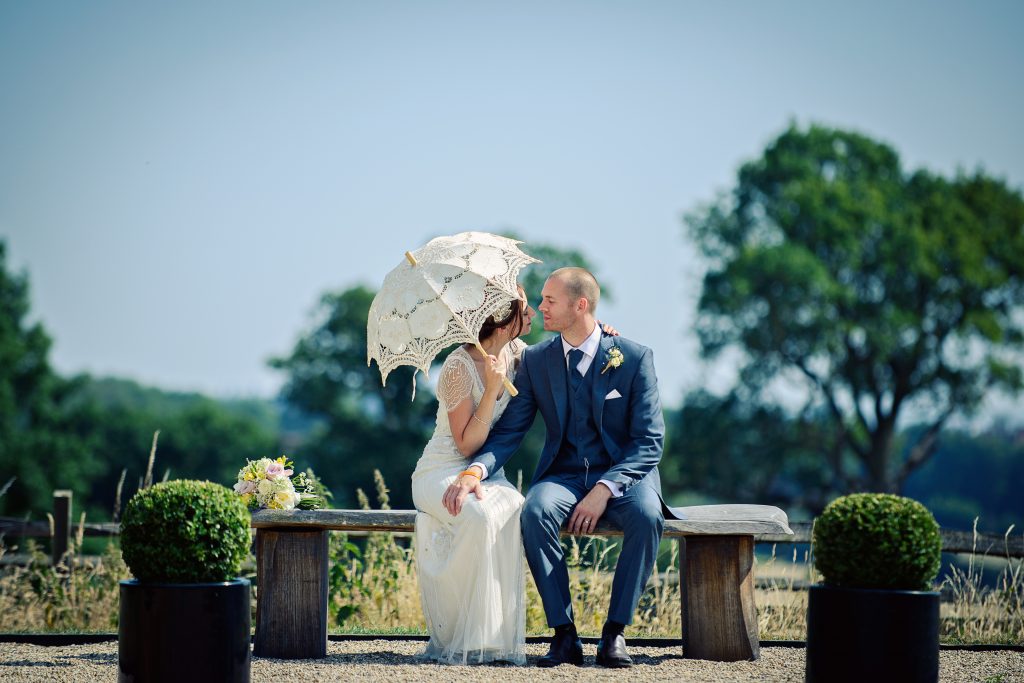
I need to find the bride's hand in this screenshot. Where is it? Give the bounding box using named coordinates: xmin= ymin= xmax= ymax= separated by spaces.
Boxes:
xmin=443 ymin=473 xmax=486 ymax=516
xmin=481 ymin=354 xmax=506 ymax=397
xmin=600 ymin=321 xmax=621 ymax=337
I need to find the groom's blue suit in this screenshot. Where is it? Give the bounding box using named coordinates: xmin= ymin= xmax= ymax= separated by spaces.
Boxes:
xmin=474 ymin=330 xmax=677 ymax=627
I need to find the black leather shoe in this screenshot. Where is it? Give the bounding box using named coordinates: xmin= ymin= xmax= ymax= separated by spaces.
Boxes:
xmin=537 ymin=629 xmax=584 ymax=667
xmin=596 ymin=633 xmax=633 ymax=668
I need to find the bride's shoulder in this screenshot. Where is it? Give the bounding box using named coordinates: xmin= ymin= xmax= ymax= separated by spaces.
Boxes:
xmin=443 ymin=344 xmax=472 ymax=365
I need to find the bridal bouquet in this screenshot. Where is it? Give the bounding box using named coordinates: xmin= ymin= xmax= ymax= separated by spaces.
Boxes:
xmin=233 ymin=455 xmax=327 ymax=511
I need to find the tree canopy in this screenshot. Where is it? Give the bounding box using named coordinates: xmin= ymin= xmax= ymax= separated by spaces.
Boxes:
xmin=686 ymin=124 xmax=1024 ymax=494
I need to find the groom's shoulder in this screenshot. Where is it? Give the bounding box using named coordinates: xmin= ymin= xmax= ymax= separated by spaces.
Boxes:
xmin=606 ymin=334 xmax=651 ymax=355
xmin=523 ymin=335 xmax=560 ymax=358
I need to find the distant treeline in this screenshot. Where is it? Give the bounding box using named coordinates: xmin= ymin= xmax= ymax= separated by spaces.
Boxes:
xmin=1 ymin=373 xmax=1020 ymax=536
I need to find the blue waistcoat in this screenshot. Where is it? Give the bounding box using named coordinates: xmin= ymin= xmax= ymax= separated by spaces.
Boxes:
xmin=547 ymin=359 xmax=611 ymax=484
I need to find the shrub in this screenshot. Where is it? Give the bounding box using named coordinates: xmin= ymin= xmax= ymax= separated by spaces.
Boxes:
xmin=812 ymin=493 xmax=941 ymax=591
xmin=120 ymin=480 xmax=251 ymax=583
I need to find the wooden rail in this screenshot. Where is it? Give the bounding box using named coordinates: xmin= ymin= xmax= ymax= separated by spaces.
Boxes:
xmin=1 ymin=494 xmax=1021 ymax=563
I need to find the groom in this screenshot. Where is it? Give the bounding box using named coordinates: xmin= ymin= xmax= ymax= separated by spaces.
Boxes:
xmin=446 ymin=267 xmax=672 ymax=668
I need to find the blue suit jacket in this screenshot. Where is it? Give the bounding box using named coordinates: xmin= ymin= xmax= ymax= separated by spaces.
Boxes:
xmin=475 ymin=331 xmax=674 ymax=509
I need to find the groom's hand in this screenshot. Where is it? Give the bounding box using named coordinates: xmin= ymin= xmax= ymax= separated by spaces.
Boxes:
xmin=568 ymin=484 xmax=613 ymax=535
xmin=442 ymin=473 xmax=486 ymax=516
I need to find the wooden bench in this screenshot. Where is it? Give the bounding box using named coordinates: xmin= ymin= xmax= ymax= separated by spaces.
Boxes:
xmin=249 ymin=504 xmax=793 ymax=662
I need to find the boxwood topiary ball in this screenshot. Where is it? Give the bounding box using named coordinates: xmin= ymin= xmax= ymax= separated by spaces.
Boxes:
xmin=812 ymin=493 xmax=941 ymax=591
xmin=121 ymin=480 xmax=251 ymax=583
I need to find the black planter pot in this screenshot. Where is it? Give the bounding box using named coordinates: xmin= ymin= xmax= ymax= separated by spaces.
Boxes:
xmin=118 ymin=578 xmax=251 ymax=683
xmin=805 ymin=584 xmax=939 ymax=683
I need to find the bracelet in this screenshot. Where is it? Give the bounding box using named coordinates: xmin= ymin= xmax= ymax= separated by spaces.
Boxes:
xmin=471 ymin=413 xmax=489 ymax=426
xmin=458 ymin=469 xmax=481 ymax=479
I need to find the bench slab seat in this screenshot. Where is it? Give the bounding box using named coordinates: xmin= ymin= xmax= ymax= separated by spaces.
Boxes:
xmin=250 ymin=504 xmax=792 ymax=662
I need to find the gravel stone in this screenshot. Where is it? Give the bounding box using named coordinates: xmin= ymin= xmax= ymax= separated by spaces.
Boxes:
xmin=0 ymin=640 xmax=1021 ymax=682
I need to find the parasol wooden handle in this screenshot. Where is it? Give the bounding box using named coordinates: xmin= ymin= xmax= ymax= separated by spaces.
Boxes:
xmin=473 ymin=341 xmax=518 ymax=397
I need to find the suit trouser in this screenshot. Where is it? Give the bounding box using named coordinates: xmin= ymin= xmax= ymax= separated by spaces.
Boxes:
xmin=521 ymin=474 xmax=664 ymax=628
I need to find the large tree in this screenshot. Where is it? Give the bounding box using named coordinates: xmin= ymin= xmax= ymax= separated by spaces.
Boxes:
xmin=687 ymin=124 xmax=1024 ymax=494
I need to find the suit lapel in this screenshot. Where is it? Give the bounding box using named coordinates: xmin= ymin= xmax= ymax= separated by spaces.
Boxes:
xmin=591 ymin=333 xmax=614 ymax=429
xmin=546 ymin=337 xmax=568 ymax=432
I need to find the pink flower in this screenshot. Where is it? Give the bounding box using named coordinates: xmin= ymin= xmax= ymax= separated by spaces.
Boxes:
xmin=265 ymin=462 xmax=293 ymax=480
xmin=234 ymin=480 xmax=257 ymax=495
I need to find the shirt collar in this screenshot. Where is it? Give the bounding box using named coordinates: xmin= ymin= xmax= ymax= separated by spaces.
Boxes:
xmin=561 ymin=322 xmax=602 ymax=360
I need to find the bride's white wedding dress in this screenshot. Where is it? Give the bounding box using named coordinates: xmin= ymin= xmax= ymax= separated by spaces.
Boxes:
xmin=411 ymin=340 xmax=527 ymax=665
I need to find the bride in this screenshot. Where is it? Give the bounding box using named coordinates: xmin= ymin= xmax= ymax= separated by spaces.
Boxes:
xmin=411 ymin=285 xmax=614 ymax=665
xmin=411 ymin=286 xmax=534 ymax=664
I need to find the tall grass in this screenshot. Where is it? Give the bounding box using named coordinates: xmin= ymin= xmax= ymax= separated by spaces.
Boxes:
xmin=1 ymin=472 xmax=1021 ymax=645
xmin=941 ymin=521 xmax=1023 ymax=645
xmin=0 ymin=523 xmax=129 ymax=632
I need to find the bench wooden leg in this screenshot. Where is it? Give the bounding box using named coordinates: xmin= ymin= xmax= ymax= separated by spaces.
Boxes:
xmin=680 ymin=535 xmax=759 ymax=661
xmin=254 ymin=528 xmax=329 ymax=659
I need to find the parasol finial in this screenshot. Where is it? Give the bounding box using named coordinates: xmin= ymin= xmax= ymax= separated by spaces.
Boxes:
xmin=405 ymin=251 xmax=417 ymax=266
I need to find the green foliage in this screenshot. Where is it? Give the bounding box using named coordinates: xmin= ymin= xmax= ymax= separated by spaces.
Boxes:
xmin=687 ymin=124 xmax=1024 ymax=493
xmin=59 ymin=378 xmax=279 ymax=522
xmin=0 ymin=241 xmax=104 ymax=517
xmin=271 ymin=286 xmax=436 ymax=508
xmin=327 ymin=470 xmax=414 ymax=628
xmin=813 ymin=493 xmax=942 ymax=590
xmin=120 ymin=480 xmax=250 ymax=583
xmin=903 ymin=423 xmax=1024 ymax=533
xmin=663 ymin=390 xmax=836 ymax=512
xmin=0 ymin=242 xmax=279 ymax=521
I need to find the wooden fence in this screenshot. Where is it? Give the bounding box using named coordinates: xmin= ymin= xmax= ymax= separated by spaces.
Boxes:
xmin=1 ymin=491 xmax=1022 ymax=568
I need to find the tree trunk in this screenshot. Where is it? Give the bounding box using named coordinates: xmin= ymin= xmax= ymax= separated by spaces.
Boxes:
xmin=864 ymin=421 xmax=897 ymax=493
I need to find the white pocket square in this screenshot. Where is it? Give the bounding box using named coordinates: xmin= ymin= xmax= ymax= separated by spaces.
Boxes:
xmin=605 ymin=389 xmax=622 ymax=400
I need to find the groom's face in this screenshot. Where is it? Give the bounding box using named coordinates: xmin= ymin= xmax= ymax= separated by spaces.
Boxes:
xmin=538 ymin=276 xmax=578 ymax=333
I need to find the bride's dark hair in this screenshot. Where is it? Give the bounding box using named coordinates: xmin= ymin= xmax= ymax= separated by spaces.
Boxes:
xmin=478 ymin=287 xmax=526 ymax=342
xmin=479 ymin=284 xmax=528 ymax=344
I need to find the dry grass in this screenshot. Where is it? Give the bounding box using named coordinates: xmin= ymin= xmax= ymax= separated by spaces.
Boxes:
xmin=754 ymin=545 xmax=814 ymax=641
xmin=940 ymin=522 xmax=1024 ymax=645
xmin=0 ymin=521 xmax=130 ymax=632
xmin=1 ymin=479 xmax=1020 ymax=645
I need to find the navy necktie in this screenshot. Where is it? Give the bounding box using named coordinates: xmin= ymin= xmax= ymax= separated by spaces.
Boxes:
xmin=568 ymin=348 xmax=584 ymax=392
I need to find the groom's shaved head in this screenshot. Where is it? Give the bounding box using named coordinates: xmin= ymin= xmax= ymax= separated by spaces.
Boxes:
xmin=551 ymin=267 xmax=600 ymax=314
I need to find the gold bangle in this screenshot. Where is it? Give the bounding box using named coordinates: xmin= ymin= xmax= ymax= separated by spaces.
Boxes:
xmin=459 ymin=469 xmax=481 ymax=479
xmin=471 ymin=413 xmax=489 ymax=426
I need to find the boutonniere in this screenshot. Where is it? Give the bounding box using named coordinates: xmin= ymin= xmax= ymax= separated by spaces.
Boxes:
xmin=601 ymin=346 xmax=624 ymax=374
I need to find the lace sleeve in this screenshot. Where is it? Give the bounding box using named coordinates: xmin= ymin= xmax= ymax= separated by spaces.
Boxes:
xmin=437 ymin=354 xmax=475 ymax=412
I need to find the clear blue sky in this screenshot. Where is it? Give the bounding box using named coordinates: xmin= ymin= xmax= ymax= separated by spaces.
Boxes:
xmin=2 ymin=1 xmax=1022 ymax=413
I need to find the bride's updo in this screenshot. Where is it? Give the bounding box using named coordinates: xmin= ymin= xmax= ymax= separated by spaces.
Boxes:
xmin=478 ymin=289 xmax=526 ymax=342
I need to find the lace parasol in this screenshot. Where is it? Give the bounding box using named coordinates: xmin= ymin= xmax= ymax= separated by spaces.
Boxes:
xmin=367 ymin=231 xmax=540 ymax=397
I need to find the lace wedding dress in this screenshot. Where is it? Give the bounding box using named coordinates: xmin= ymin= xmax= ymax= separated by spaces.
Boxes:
xmin=411 ymin=340 xmax=527 ymax=665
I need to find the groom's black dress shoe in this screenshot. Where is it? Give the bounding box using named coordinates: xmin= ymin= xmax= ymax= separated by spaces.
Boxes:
xmin=537 ymin=628 xmax=583 ymax=667
xmin=596 ymin=633 xmax=633 ymax=668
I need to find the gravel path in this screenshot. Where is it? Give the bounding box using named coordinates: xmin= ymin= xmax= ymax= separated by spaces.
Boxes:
xmin=1 ymin=640 xmax=1022 ymax=682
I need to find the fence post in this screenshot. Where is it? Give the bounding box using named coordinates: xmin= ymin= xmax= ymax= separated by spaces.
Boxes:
xmin=52 ymin=490 xmax=72 ymax=568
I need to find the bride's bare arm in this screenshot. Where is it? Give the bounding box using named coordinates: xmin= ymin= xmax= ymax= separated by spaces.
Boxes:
xmin=446 ymin=354 xmax=506 ymax=457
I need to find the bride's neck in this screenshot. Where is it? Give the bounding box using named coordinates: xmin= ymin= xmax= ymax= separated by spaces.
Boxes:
xmin=471 ymin=336 xmax=508 ymax=358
